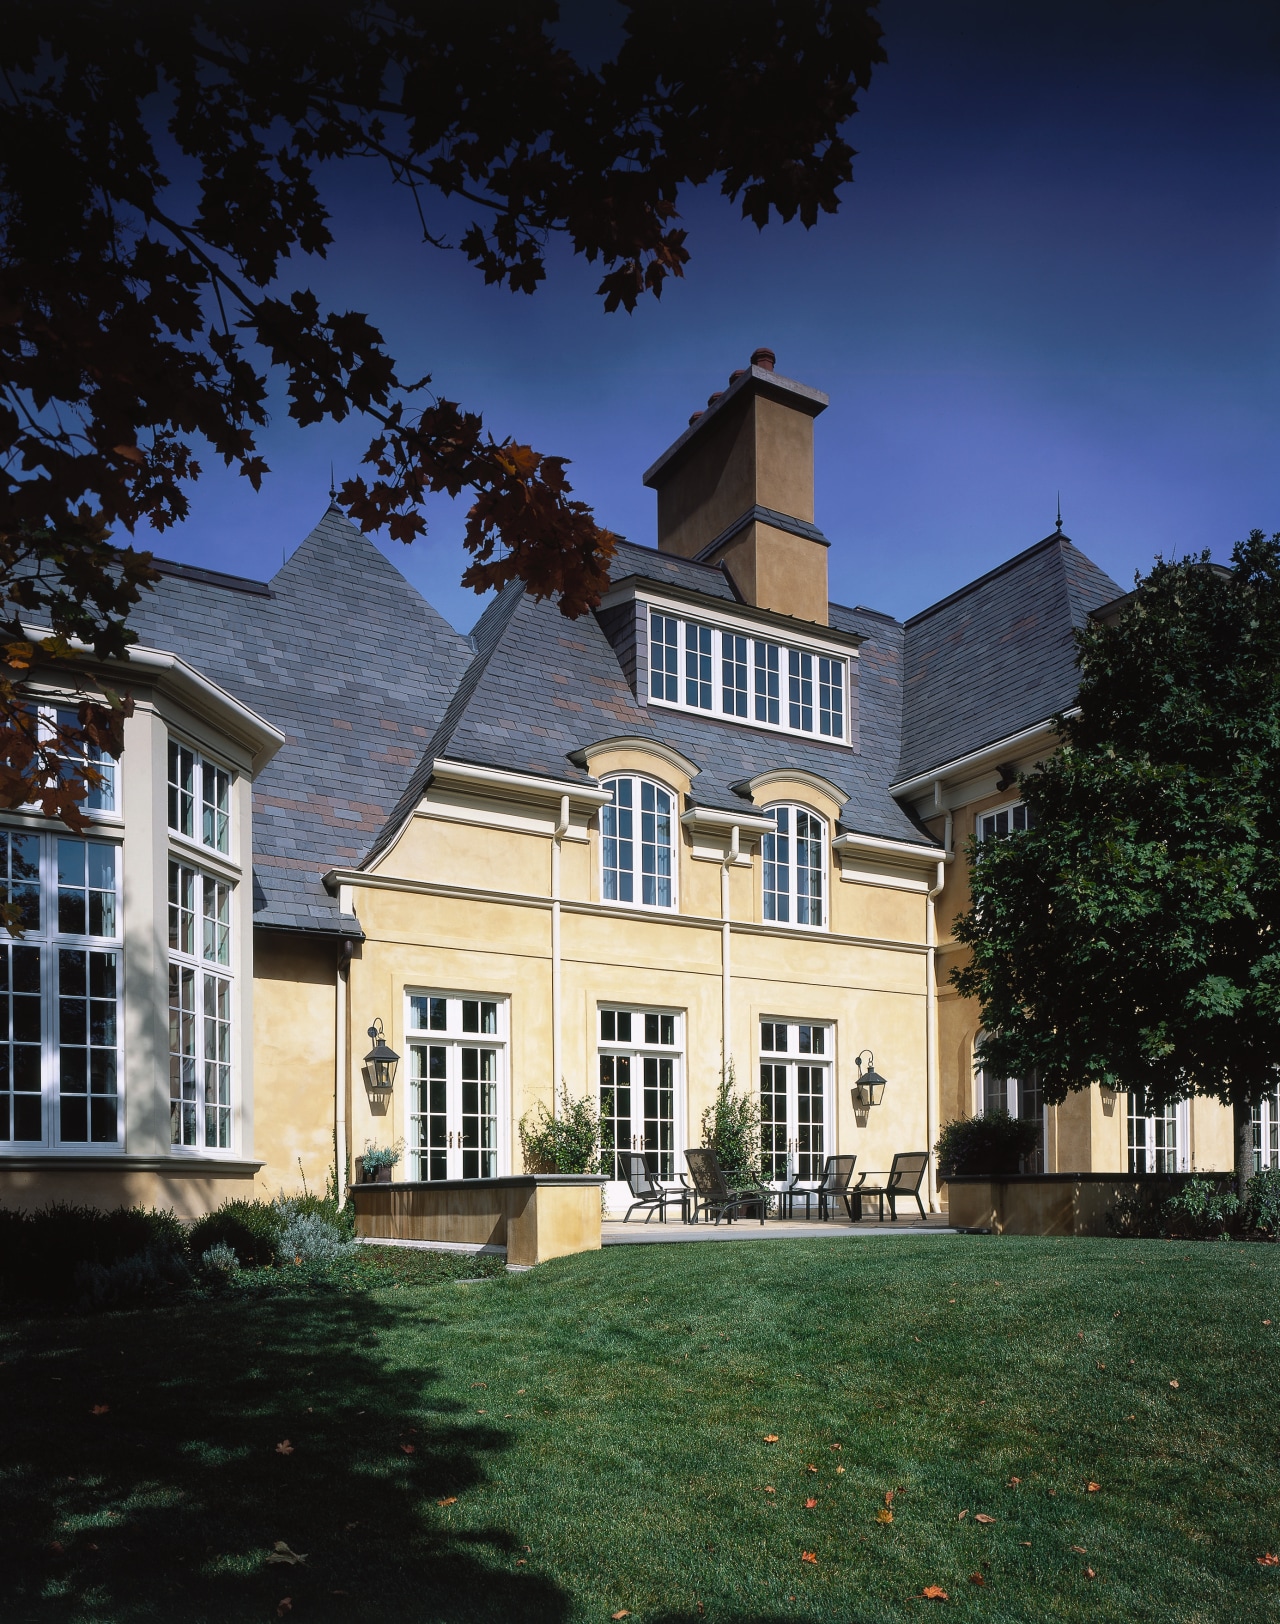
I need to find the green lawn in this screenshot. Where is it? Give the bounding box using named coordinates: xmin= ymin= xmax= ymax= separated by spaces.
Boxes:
xmin=2 ymin=1235 xmax=1278 ymax=1623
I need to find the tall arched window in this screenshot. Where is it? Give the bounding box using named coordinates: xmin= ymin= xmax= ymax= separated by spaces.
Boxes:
xmin=601 ymin=776 xmax=675 ymax=908
xmin=762 ymin=805 xmax=826 ymax=927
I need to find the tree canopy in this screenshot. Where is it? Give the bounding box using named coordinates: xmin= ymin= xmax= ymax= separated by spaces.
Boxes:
xmin=953 ymin=531 xmax=1280 ymax=1183
xmin=0 ymin=1 xmax=884 ymax=825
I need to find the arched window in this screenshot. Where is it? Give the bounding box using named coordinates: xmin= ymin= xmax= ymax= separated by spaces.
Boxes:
xmin=601 ymin=776 xmax=675 ymax=908
xmin=762 ymin=805 xmax=826 ymax=928
xmin=975 ymin=1031 xmax=1045 ymax=1173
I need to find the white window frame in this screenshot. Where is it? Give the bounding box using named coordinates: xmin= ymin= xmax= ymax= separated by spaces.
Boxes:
xmin=167 ymin=736 xmax=233 ymax=858
xmin=975 ymin=1042 xmax=1046 ymax=1172
xmin=1253 ymin=1088 xmax=1279 ymax=1171
xmin=762 ymin=804 xmax=828 ymax=930
xmin=598 ymin=1004 xmax=684 ymax=1207
xmin=759 ymin=1018 xmax=834 ymax=1185
xmin=645 ymin=603 xmax=849 ymax=745
xmin=1127 ymin=1092 xmax=1190 ymax=1173
xmin=600 ymin=774 xmax=678 ymax=911
xmin=0 ymin=827 xmax=123 ymax=1153
xmin=404 ymin=990 xmax=509 ymax=1182
xmin=167 ymin=857 xmax=235 ymax=1154
xmin=977 ymin=800 xmax=1031 ymax=842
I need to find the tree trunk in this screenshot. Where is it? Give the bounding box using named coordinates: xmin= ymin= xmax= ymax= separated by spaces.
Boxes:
xmin=1234 ymin=1099 xmax=1255 ymax=1200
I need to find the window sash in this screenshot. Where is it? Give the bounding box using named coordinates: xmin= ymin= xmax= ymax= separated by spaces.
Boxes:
xmin=168 ymin=739 xmax=232 ymax=854
xmin=759 ymin=1020 xmax=832 ymax=1182
xmin=602 ymin=777 xmax=674 ymax=908
xmin=405 ymin=991 xmax=508 ymax=1181
xmin=598 ymin=1004 xmax=682 ymax=1181
xmin=978 ymin=802 xmax=1030 ymax=842
xmin=762 ymin=806 xmax=825 ymax=928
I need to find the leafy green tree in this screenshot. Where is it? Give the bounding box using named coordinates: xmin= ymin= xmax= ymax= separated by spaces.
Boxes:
xmin=953 ymin=530 xmax=1280 ymax=1193
xmin=519 ymin=1085 xmax=601 ymax=1176
xmin=700 ymin=1061 xmax=764 ymax=1184
xmin=0 ymin=2 xmax=884 ymax=825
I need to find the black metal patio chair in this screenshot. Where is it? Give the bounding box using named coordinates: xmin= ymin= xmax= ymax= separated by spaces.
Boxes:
xmin=851 ymin=1152 xmax=930 ymax=1222
xmin=620 ymin=1152 xmax=689 ymax=1223
xmin=684 ymin=1148 xmax=770 ymax=1225
xmin=778 ymin=1155 xmax=858 ymax=1220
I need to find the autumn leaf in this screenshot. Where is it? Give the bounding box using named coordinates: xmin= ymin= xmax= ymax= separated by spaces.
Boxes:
xmin=400 ymin=1443 xmax=416 ymax=1454
xmin=1084 ymin=1567 xmax=1096 ymax=1579
xmin=1008 ymin=1476 xmax=1021 ymax=1486
xmin=885 ymin=1490 xmax=895 ymax=1505
xmin=763 ymin=1434 xmax=779 ymax=1443
xmin=807 ymin=1464 xmax=818 ymax=1474
xmin=471 ymin=1382 xmax=487 ymax=1388
xmin=958 ymin=1509 xmax=968 ymax=1520
xmin=975 ymin=1513 xmax=996 ymax=1524
xmin=836 ymin=1466 xmax=845 ymax=1475
xmin=969 ymin=1572 xmax=986 ymax=1586
xmin=801 ymin=1551 xmax=817 ymax=1564
xmin=875 ymin=1509 xmax=894 ymax=1524
xmin=1071 ymin=1545 xmax=1087 ymax=1555
xmin=1169 ymin=1380 xmax=1179 ymax=1389
xmin=265 ymin=1542 xmax=308 ymax=1566
xmin=1087 ymin=1482 xmax=1100 ymax=1493
xmin=611 ymin=1612 xmax=631 ymax=1619
xmin=91 ymin=1404 xmax=109 ymax=1416
xmin=1264 ymin=1320 xmax=1272 ymax=1327
xmin=437 ymin=1497 xmax=457 ymax=1507
xmin=275 ymin=1440 xmax=294 ymax=1456
xmin=804 ymin=1498 xmax=817 ymax=1509
xmin=112 ymin=445 xmax=145 ymax=464
xmin=763 ymin=1486 xmax=775 ymax=1494
xmin=1258 ymin=1553 xmax=1279 ymax=1566
xmin=829 ymin=1443 xmax=842 ymax=1451
xmin=920 ymin=1585 xmax=948 ymax=1600
xmin=276 ymin=1601 xmax=292 ymax=1618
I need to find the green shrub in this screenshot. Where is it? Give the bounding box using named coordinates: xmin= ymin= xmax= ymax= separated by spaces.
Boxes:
xmin=1162 ymin=1176 xmax=1240 ymax=1238
xmin=279 ymin=1211 xmax=350 ymax=1266
xmin=0 ymin=1204 xmax=189 ymax=1300
xmin=75 ymin=1248 xmax=191 ymax=1312
xmin=188 ymin=1199 xmax=283 ymax=1268
xmin=700 ymin=1063 xmax=763 ymax=1186
xmin=198 ymin=1242 xmax=241 ymax=1282
xmin=520 ymin=1085 xmax=601 ymax=1174
xmin=935 ymin=1110 xmax=1041 ymax=1177
xmin=1243 ymin=1167 xmax=1280 ymax=1236
xmin=276 ymin=1192 xmax=355 ymax=1240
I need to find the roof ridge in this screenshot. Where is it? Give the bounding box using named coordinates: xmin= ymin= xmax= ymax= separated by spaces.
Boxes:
xmin=903 ymin=533 xmax=1070 ymax=628
xmin=357 ymin=580 xmax=527 ymax=871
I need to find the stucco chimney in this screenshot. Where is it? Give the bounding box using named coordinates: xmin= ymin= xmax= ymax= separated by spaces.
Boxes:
xmin=642 ymin=353 xmax=830 ymax=625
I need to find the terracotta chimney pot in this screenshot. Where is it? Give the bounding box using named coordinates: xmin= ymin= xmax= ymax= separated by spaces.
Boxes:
xmin=750 ymin=347 xmax=776 ymax=371
xmin=688 ymin=410 xmax=704 ymax=425
xmin=707 ymin=391 xmax=723 ymax=406
xmin=729 ymin=369 xmax=746 ymax=384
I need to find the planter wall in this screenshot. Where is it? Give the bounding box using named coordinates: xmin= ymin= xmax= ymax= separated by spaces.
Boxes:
xmin=349 ymin=1175 xmax=607 ymax=1266
xmin=943 ymin=1172 xmax=1219 ymax=1237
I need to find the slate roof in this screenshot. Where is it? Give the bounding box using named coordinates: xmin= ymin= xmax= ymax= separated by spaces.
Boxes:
xmin=126 ymin=506 xmax=473 ymax=933
xmin=608 ymin=537 xmax=740 ymax=600
xmin=896 ymin=533 xmax=1122 ymax=786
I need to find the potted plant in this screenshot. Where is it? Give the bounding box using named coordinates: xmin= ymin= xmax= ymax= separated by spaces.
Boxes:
xmin=357 ymin=1142 xmax=402 ymax=1183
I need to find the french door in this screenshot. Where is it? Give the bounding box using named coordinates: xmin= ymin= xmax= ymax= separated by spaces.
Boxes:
xmin=1128 ymin=1093 xmax=1189 ymax=1173
xmin=598 ymin=1005 xmax=683 ymax=1212
xmin=406 ymin=992 xmax=506 ymax=1180
xmin=759 ymin=1020 xmax=833 ymax=1185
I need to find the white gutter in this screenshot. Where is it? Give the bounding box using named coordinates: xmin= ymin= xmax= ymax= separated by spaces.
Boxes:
xmin=890 ymin=715 xmax=1074 ymax=800
xmin=680 ymin=806 xmax=775 ymax=838
xmin=431 ymin=757 xmax=612 ymax=807
xmin=831 ymin=830 xmax=942 ymax=865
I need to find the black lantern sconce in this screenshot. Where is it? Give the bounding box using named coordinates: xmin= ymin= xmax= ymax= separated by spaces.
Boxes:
xmin=362 ymin=1018 xmax=400 ymax=1094
xmin=853 ymin=1050 xmax=889 ymax=1109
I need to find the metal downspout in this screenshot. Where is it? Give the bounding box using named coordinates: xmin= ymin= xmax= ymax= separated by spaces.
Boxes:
xmin=925 ymin=806 xmax=953 ymax=1214
xmin=551 ymin=795 xmax=569 ymax=1113
xmin=722 ymin=826 xmax=738 ymax=1082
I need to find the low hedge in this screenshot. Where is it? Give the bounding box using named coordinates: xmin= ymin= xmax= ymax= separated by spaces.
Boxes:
xmin=935 ymin=1109 xmax=1042 ymax=1177
xmin=0 ymin=1204 xmax=187 ymax=1301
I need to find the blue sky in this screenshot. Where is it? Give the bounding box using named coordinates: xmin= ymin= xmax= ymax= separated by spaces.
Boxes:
xmin=141 ymin=0 xmax=1280 ymax=635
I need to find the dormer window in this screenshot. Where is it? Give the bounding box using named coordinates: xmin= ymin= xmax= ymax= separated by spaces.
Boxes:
xmin=601 ymin=776 xmax=676 ymax=909
xmin=647 ymin=606 xmax=848 ymax=743
xmin=762 ymin=805 xmax=826 ymax=928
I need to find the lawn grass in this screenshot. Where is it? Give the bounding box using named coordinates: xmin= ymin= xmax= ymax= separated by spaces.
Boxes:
xmin=2 ymin=1234 xmax=1278 ymax=1623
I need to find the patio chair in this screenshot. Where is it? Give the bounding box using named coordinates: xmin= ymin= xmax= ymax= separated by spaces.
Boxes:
xmin=684 ymin=1148 xmax=770 ymax=1225
xmin=778 ymin=1155 xmax=857 ymax=1220
xmin=851 ymin=1152 xmax=930 ymax=1222
xmin=621 ymin=1152 xmax=688 ymax=1224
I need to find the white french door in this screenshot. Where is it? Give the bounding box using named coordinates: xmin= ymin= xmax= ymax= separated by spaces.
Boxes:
xmin=598 ymin=1004 xmax=683 ymax=1213
xmin=759 ymin=1020 xmax=833 ymax=1185
xmin=1128 ymin=1093 xmax=1189 ymax=1173
xmin=406 ymin=992 xmax=507 ymax=1181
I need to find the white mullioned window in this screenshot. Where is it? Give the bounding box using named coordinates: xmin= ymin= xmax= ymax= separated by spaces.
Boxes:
xmin=978 ymin=801 xmax=1031 ymax=842
xmin=1253 ymin=1088 xmax=1279 ymax=1171
xmin=406 ymin=992 xmax=507 ymax=1181
xmin=647 ymin=605 xmax=848 ymax=743
xmin=168 ymin=859 xmax=234 ymax=1150
xmin=598 ymin=1005 xmax=682 ymax=1186
xmin=0 ymin=828 xmax=121 ymax=1149
xmin=759 ymin=1019 xmax=833 ymax=1184
xmin=168 ymin=738 xmax=231 ymax=855
xmin=1128 ymin=1092 xmax=1189 ymax=1173
xmin=762 ymin=804 xmax=826 ymax=928
xmin=601 ymin=775 xmax=676 ymax=909
xmin=975 ymin=1041 xmax=1045 ymax=1172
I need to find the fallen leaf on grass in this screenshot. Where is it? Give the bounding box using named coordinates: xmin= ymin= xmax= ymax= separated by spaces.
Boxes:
xmin=807 ymin=1464 xmax=818 ymax=1473
xmin=1257 ymin=1553 xmax=1279 ymax=1567
xmin=48 ymin=1541 xmax=64 ymax=1554
xmin=975 ymin=1514 xmax=996 ymax=1524
xmin=801 ymin=1551 xmax=817 ymax=1564
xmin=611 ymin=1612 xmax=630 ymax=1619
xmin=829 ymin=1443 xmax=842 ymax=1451
xmin=836 ymin=1466 xmax=845 ymax=1475
xmin=763 ymin=1486 xmax=775 ymax=1494
xmin=969 ymin=1572 xmax=985 ymax=1586
xmin=1087 ymin=1482 xmax=1100 ymax=1493
xmin=920 ymin=1585 xmax=948 ymax=1600
xmin=275 ymin=1441 xmax=294 ymax=1456
xmin=1169 ymin=1380 xmax=1179 ymax=1389
xmin=875 ymin=1509 xmax=894 ymax=1524
xmin=436 ymin=1497 xmax=457 ymax=1507
xmin=1264 ymin=1320 xmax=1272 ymax=1327
xmin=471 ymin=1382 xmax=487 ymax=1388
xmin=885 ymin=1490 xmax=895 ymax=1504
xmin=763 ymin=1434 xmax=779 ymax=1443
xmin=804 ymin=1498 xmax=817 ymax=1509
xmin=1083 ymin=1567 xmax=1096 ymax=1579
xmin=1071 ymin=1545 xmax=1087 ymax=1555
xmin=91 ymin=1404 xmax=109 ymax=1416
xmin=400 ymin=1444 xmax=416 ymax=1455
xmin=1020 ymin=1541 xmax=1031 ymax=1547
xmin=1096 ymin=1362 xmax=1106 ymax=1370
xmin=276 ymin=1601 xmax=292 ymax=1618
xmin=265 ymin=1542 xmax=308 ymax=1566
xmin=958 ymin=1509 xmax=967 ymax=1521
xmin=516 ymin=1559 xmax=526 ymax=1566
xmin=1008 ymin=1477 xmax=1021 ymax=1487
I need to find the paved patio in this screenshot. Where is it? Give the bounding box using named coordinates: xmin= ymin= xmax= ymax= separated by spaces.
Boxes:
xmin=602 ymin=1213 xmax=956 ymax=1243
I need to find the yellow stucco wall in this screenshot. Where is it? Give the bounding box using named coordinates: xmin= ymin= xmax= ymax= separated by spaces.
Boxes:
xmin=252 ymin=931 xmax=338 ymax=1197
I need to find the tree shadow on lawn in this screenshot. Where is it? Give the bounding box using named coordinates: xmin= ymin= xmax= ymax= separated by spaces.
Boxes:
xmin=0 ymin=1283 xmax=568 ymax=1623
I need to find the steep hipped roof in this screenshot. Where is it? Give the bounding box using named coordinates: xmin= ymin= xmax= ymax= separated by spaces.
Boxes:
xmin=126 ymin=506 xmax=473 ymax=933
xmin=896 ymin=533 xmax=1122 ymax=785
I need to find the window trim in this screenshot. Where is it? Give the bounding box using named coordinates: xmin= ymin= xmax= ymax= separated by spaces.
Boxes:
xmin=761 ymin=803 xmax=828 ymax=931
xmin=167 ymin=857 xmax=236 ymax=1157
xmin=599 ymin=773 xmax=679 ymax=912
xmin=758 ymin=1017 xmax=835 ymax=1186
xmin=644 ymin=603 xmax=850 ymax=746
xmin=403 ymin=989 xmax=510 ymax=1182
xmin=597 ymin=1002 xmax=685 ymax=1191
xmin=976 ymin=800 xmax=1030 ymax=842
xmin=167 ymin=735 xmax=236 ymax=861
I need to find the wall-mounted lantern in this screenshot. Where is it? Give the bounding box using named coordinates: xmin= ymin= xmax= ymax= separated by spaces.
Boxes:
xmin=853 ymin=1050 xmax=889 ymax=1109
xmin=362 ymin=1018 xmax=400 ymax=1093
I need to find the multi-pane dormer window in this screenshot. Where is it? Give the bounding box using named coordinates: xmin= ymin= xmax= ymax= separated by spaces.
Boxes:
xmin=168 ymin=740 xmax=231 ymax=854
xmin=647 ymin=606 xmax=848 ymax=743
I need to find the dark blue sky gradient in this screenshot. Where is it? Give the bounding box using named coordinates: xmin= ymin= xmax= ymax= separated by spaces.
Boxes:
xmin=142 ymin=1 xmax=1280 ymax=634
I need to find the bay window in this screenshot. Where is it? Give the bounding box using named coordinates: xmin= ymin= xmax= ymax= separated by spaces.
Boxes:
xmin=168 ymin=859 xmax=234 ymax=1150
xmin=168 ymin=739 xmax=231 ymax=855
xmin=762 ymin=805 xmax=826 ymax=928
